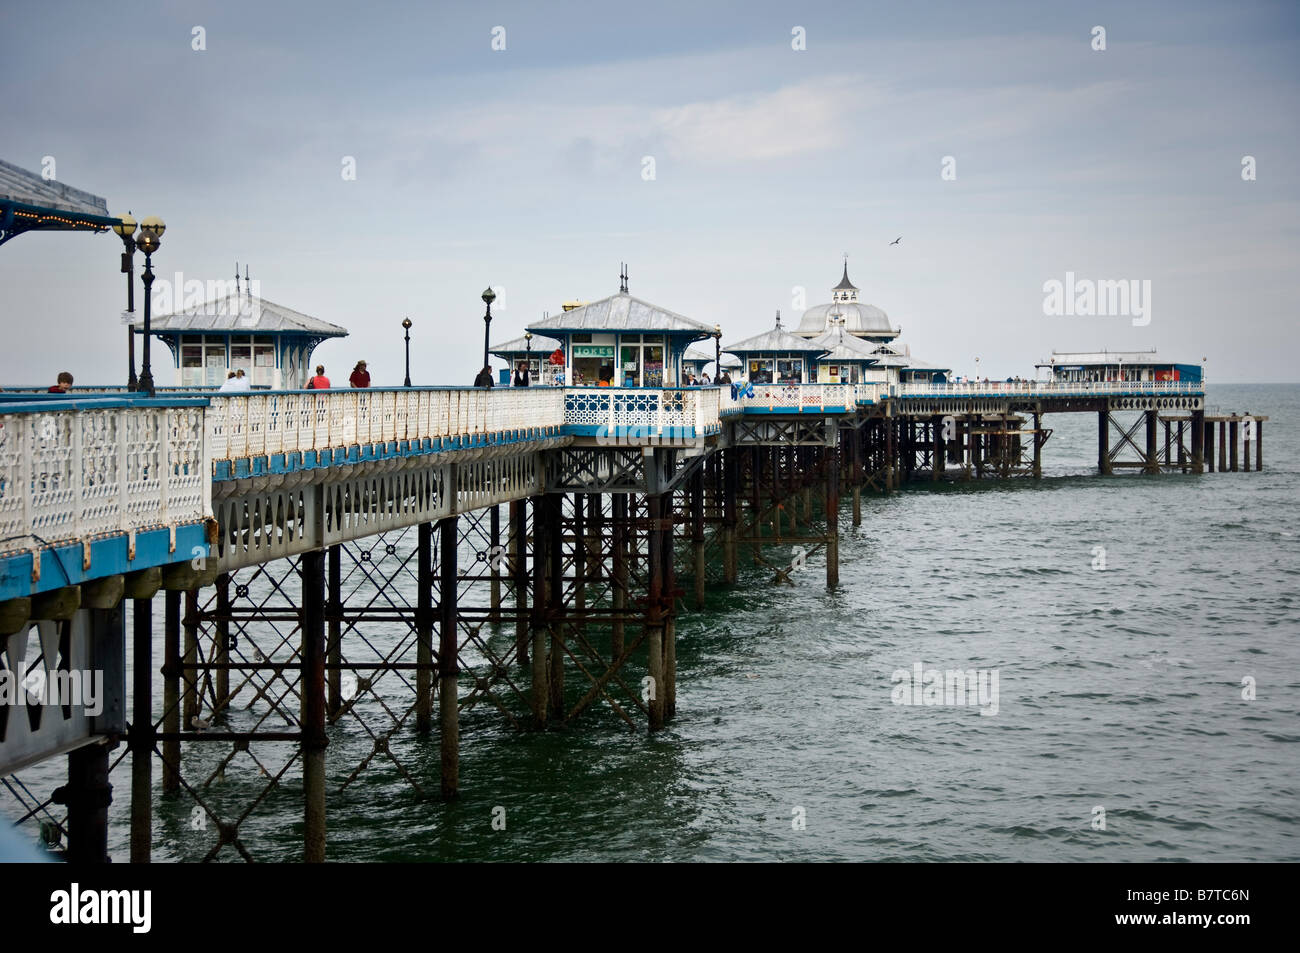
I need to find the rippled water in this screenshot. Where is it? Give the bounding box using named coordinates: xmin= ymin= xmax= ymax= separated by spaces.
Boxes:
xmin=10 ymin=385 xmax=1298 ymax=862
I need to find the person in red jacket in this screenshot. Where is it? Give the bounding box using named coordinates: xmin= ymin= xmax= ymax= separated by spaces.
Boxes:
xmin=306 ymin=365 xmax=331 ymax=389
xmin=349 ymin=360 xmax=370 ymax=388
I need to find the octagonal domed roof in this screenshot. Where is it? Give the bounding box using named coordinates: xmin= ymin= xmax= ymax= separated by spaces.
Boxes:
xmin=794 ymin=301 xmax=896 ymax=338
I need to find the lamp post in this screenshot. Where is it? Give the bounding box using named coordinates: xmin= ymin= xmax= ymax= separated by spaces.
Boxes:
xmin=525 ymin=331 xmax=533 ymax=386
xmin=402 ymin=317 xmax=412 ymax=387
xmin=113 ymin=213 xmax=138 ymax=390
xmin=135 ymin=216 xmax=165 ymax=397
xmin=975 ymin=356 xmax=980 ymax=382
xmin=713 ymin=324 xmax=721 ymax=382
xmin=480 ymin=287 xmax=495 ymax=376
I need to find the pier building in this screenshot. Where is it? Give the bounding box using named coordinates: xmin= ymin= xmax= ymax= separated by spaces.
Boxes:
xmin=522 ymin=277 xmax=716 ymax=387
xmin=142 ymin=282 xmax=348 ymax=389
xmin=1037 ymin=349 xmax=1204 ymax=384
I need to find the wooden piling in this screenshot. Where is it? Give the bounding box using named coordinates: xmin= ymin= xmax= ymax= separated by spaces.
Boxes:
xmin=722 ymin=450 xmax=738 ymax=583
xmin=611 ymin=493 xmax=628 ymax=659
xmin=826 ymin=442 xmax=839 ymax=588
xmin=1145 ymin=410 xmax=1159 ymax=474
xmin=489 ymin=504 xmax=501 ymax=623
xmin=1032 ymin=412 xmax=1042 ymax=478
xmin=1098 ymin=410 xmax=1111 ymax=475
xmin=182 ymin=590 xmax=198 ymax=734
xmin=663 ymin=489 xmax=677 ymax=721
xmin=129 ymin=595 xmax=152 ymax=863
xmin=548 ymin=494 xmax=565 ymax=718
xmin=530 ymin=494 xmax=549 ymax=726
xmin=300 ymin=548 xmax=327 ymax=862
xmin=214 ymin=572 xmax=230 ymax=713
xmin=690 ymin=469 xmax=706 ymax=609
xmin=327 ymin=545 xmax=342 ymax=718
xmin=416 ymin=521 xmax=434 ymax=733
xmin=511 ymin=499 xmax=529 ymax=666
xmin=64 ymin=740 xmax=111 ymax=864
xmin=162 ymin=589 xmax=181 ymax=792
xmin=646 ymin=494 xmax=666 ymax=732
xmin=1191 ymin=409 xmax=1205 ymax=474
xmin=438 ymin=515 xmax=459 ymax=800
xmin=1229 ymin=419 xmax=1239 ymax=472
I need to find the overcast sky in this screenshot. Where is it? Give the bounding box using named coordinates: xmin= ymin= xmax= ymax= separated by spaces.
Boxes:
xmin=1 ymin=0 xmax=1297 ymax=384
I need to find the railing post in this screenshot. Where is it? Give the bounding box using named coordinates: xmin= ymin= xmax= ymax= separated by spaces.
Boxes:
xmin=72 ymin=412 xmax=84 ymax=542
xmin=159 ymin=410 xmax=170 ymax=536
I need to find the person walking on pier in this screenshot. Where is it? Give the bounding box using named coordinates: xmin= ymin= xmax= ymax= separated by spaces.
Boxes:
xmin=474 ymin=366 xmax=495 ymax=388
xmin=349 ymin=360 xmax=371 ymax=388
xmin=513 ymin=361 xmax=530 ymax=387
xmin=219 ymin=370 xmax=240 ymax=392
xmin=47 ymin=371 xmax=73 ymax=393
xmin=306 ymin=365 xmax=331 ymax=389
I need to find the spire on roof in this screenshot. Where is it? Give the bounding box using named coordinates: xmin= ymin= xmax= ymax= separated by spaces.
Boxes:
xmin=831 ymin=255 xmax=860 ymax=304
xmin=775 ymin=309 xmax=782 ymax=330
xmin=833 ymin=258 xmax=857 ymax=292
xmin=619 ymin=262 xmax=628 ymax=293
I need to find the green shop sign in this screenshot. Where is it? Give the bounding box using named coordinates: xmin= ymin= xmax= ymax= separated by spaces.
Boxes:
xmin=572 ymin=345 xmax=615 ymax=358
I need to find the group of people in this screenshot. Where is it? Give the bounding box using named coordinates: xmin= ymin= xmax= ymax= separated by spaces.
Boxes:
xmin=218 ymin=368 xmax=251 ymax=391
xmin=300 ymin=361 xmax=370 ymax=389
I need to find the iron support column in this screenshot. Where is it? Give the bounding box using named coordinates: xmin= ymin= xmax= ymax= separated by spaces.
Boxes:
xmin=416 ymin=522 xmax=434 ymax=733
xmin=129 ymin=596 xmax=152 ymax=863
xmin=439 ymin=516 xmax=459 ymax=799
xmin=301 ymin=548 xmax=327 ymax=862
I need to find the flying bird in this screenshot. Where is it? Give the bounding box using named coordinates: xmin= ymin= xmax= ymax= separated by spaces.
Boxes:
xmin=890 ymin=236 xmax=902 ymax=245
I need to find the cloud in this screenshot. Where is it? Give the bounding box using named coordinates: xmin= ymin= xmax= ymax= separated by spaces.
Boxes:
xmin=653 ymin=78 xmax=867 ymax=162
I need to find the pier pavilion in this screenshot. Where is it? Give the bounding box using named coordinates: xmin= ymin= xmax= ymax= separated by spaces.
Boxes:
xmin=793 ymin=262 xmax=902 ymax=344
xmin=724 ymin=314 xmax=826 ymax=383
xmin=489 ymin=332 xmax=562 ymax=386
xmin=523 ymin=278 xmax=716 ymax=387
xmin=1037 ymin=349 xmax=1204 ymax=384
xmin=681 ymin=347 xmax=717 ymax=381
xmin=141 ymin=282 xmax=348 ymax=389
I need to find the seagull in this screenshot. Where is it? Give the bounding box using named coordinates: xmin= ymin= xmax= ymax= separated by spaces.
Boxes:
xmin=890 ymin=236 xmax=902 ymax=245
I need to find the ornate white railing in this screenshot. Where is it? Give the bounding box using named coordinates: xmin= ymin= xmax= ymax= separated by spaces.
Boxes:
xmin=738 ymin=382 xmax=857 ymax=412
xmin=563 ymin=387 xmax=721 ymax=437
xmin=893 ymin=380 xmax=1203 ymax=398
xmin=206 ymin=387 xmax=566 ymax=461
xmin=0 ymin=401 xmax=209 ymax=558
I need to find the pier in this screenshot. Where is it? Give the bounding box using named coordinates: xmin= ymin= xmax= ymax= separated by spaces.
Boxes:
xmin=0 ymin=156 xmax=1268 ymax=861
xmin=0 ymin=371 xmax=1263 ymax=861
